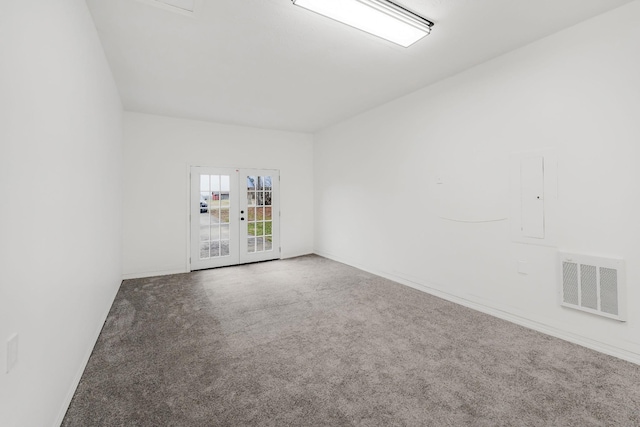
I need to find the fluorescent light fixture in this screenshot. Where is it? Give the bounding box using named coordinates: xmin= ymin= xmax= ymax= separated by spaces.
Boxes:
xmin=292 ymin=0 xmax=433 ymax=48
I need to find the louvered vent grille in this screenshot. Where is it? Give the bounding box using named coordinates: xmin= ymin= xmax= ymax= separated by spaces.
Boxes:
xmin=600 ymin=268 xmax=619 ymax=315
xmin=559 ymin=253 xmax=626 ymax=322
xmin=562 ymin=262 xmax=579 ymax=305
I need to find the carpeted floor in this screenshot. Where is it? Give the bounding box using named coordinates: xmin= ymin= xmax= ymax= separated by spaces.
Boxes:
xmin=62 ymin=255 xmax=640 ymax=426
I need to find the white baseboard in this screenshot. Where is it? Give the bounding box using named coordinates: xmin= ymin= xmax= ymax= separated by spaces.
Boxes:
xmin=281 ymin=251 xmax=314 ymax=260
xmin=122 ymin=254 xmax=316 ymax=280
xmin=122 ymin=268 xmax=188 ymax=280
xmin=53 ymin=281 xmax=122 ymax=427
xmin=314 ymin=250 xmax=640 ymax=366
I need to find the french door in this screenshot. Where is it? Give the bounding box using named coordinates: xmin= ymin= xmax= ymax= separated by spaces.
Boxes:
xmin=190 ymin=167 xmax=280 ymax=271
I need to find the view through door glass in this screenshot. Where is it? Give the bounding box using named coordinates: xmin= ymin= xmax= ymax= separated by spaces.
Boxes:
xmin=199 ymin=174 xmax=231 ymax=260
xmin=246 ymin=175 xmax=273 ymax=253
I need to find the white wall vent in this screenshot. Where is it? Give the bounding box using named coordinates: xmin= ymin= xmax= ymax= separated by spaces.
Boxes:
xmin=559 ymin=252 xmax=626 ymax=321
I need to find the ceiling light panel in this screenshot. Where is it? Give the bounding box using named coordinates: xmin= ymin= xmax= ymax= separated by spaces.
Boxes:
xmin=292 ymin=0 xmax=433 ymax=47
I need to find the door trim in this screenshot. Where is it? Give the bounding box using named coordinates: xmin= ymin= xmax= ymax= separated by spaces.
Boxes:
xmin=188 ymin=166 xmax=281 ymax=271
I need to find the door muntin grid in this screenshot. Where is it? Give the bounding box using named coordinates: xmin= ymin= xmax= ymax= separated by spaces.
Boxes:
xmin=191 ymin=167 xmax=279 ymax=271
xmin=199 ymin=174 xmax=231 ymax=260
xmin=246 ymin=175 xmax=273 ymax=254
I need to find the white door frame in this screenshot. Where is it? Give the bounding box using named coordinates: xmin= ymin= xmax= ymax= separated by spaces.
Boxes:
xmin=189 ymin=166 xmax=280 ymax=271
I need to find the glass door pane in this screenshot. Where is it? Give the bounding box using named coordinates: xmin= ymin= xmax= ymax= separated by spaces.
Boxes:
xmin=240 ymin=170 xmax=279 ymax=264
xmin=191 ymin=167 xmax=239 ymax=270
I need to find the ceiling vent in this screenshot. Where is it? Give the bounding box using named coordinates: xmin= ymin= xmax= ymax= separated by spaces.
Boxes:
xmin=136 ymin=0 xmax=198 ymax=15
xmin=559 ymin=252 xmax=626 ymax=322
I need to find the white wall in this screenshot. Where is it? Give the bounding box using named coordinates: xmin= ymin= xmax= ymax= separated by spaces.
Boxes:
xmin=123 ymin=112 xmax=314 ymax=278
xmin=0 ymin=1 xmax=123 ymax=426
xmin=314 ymin=2 xmax=640 ymax=363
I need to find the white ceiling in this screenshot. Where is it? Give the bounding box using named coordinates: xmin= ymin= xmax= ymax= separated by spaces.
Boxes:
xmin=86 ymin=0 xmax=633 ymax=133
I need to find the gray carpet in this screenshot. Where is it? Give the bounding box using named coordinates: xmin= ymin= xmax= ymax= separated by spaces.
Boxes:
xmin=63 ymin=255 xmax=640 ymax=426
